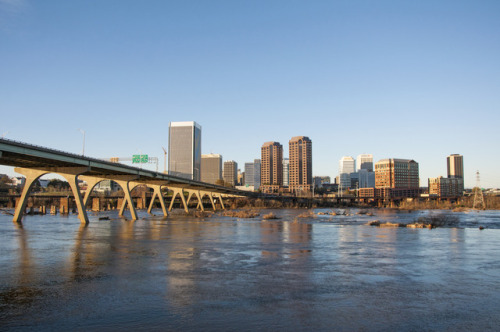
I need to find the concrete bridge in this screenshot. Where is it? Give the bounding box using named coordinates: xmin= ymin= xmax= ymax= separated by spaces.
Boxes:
xmin=0 ymin=138 xmax=265 ymax=224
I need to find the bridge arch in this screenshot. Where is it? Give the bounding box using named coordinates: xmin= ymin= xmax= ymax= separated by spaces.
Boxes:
xmin=13 ymin=167 xmax=89 ymax=224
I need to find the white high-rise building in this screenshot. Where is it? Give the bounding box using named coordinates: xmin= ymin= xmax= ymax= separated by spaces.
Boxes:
xmin=356 ymin=154 xmax=373 ymax=172
xmin=339 ymin=156 xmax=355 ymax=174
xmin=244 ymin=159 xmax=261 ymax=190
xmin=168 ymin=121 xmax=201 ymax=180
xmin=339 ymin=156 xmax=355 ymax=190
xmin=283 ymin=158 xmax=290 ymax=187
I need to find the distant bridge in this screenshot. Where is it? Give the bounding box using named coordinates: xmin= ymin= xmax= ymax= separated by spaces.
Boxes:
xmin=0 ymin=138 xmax=267 ymax=224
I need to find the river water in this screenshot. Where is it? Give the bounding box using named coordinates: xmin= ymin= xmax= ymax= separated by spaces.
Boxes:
xmin=1 ymin=208 xmax=499 ymax=331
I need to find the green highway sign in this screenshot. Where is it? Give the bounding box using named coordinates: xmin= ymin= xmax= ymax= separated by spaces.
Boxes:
xmin=132 ymin=154 xmax=149 ymax=163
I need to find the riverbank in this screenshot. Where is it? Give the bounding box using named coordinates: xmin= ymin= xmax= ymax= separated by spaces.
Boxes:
xmin=225 ymin=196 xmax=500 ymax=211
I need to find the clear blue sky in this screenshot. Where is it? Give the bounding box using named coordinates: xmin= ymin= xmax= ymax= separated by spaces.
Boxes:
xmin=1 ymin=0 xmax=499 ymax=188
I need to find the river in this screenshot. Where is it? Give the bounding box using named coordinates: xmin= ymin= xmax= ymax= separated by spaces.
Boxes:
xmin=1 ymin=208 xmax=499 ymax=331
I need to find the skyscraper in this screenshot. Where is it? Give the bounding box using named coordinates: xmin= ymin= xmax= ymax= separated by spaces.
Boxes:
xmin=253 ymin=159 xmax=261 ymax=190
xmin=447 ymin=154 xmax=464 ymax=179
xmin=244 ymin=159 xmax=261 ymax=190
xmin=168 ymin=121 xmax=201 ymax=180
xmin=339 ymin=156 xmax=356 ymax=174
xmin=339 ymin=156 xmax=355 ymax=190
xmin=245 ymin=162 xmax=254 ymax=187
xmin=201 ymin=154 xmax=222 ymax=185
xmin=356 ymin=154 xmax=373 ymax=172
xmin=446 ymin=154 xmax=464 ymax=194
xmin=282 ymin=158 xmax=289 ymax=187
xmin=261 ymin=142 xmax=283 ymax=193
xmin=223 ymin=160 xmax=238 ymax=186
xmin=289 ymin=136 xmax=312 ymax=194
xmin=358 ymin=169 xmax=375 ymax=188
xmin=374 ymin=158 xmax=420 ymax=197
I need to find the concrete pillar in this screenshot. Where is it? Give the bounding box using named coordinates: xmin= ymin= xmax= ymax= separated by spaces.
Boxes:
xmin=57 ymin=168 xmax=90 ymax=224
xmin=217 ymin=193 xmax=225 ymax=210
xmin=92 ymin=197 xmax=100 ymax=212
xmin=168 ymin=188 xmax=188 ymax=213
xmin=80 ymin=176 xmax=107 ymax=207
xmin=13 ymin=167 xmax=90 ymax=224
xmin=147 ymin=185 xmax=168 ymax=217
xmin=12 ymin=168 xmax=50 ymax=223
xmin=60 ymin=197 xmax=69 ymax=214
xmin=204 ymin=192 xmax=217 ymax=211
xmin=186 ymin=190 xmax=204 ymax=211
xmin=115 ymin=179 xmax=138 ymax=220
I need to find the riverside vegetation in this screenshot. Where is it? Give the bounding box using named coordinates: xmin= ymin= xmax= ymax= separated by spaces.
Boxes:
xmin=225 ymin=196 xmax=500 ymax=211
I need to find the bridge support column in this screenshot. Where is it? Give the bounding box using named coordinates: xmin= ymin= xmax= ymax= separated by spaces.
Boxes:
xmin=115 ymin=179 xmax=138 ymax=220
xmin=217 ymin=193 xmax=225 ymax=210
xmin=169 ymin=188 xmax=188 ymax=213
xmin=80 ymin=176 xmax=107 ymax=207
xmin=200 ymin=191 xmax=217 ymax=211
xmin=147 ymin=185 xmax=168 ymax=217
xmin=186 ymin=190 xmax=204 ymax=211
xmin=13 ymin=167 xmax=90 ymax=225
xmin=59 ymin=169 xmax=90 ymax=225
xmin=12 ymin=168 xmax=49 ymax=224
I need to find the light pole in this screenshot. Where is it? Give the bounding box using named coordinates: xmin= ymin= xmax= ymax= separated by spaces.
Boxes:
xmin=162 ymin=147 xmax=167 ymax=174
xmin=79 ymin=129 xmax=85 ymax=156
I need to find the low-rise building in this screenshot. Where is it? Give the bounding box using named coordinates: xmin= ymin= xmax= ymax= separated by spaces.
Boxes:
xmin=428 ymin=176 xmax=464 ymax=197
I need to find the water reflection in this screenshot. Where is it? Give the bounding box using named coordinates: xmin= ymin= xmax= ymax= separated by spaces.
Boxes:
xmin=1 ymin=210 xmax=500 ymax=331
xmin=0 ymin=223 xmax=42 ymax=320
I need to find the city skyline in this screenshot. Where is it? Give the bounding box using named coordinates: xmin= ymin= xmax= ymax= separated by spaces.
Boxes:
xmin=1 ymin=1 xmax=499 ymax=188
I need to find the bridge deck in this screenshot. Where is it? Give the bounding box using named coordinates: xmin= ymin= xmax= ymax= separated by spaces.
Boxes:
xmin=0 ymin=138 xmax=254 ymax=196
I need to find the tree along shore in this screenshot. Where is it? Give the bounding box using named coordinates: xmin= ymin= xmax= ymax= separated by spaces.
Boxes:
xmin=224 ymin=196 xmax=500 ymax=211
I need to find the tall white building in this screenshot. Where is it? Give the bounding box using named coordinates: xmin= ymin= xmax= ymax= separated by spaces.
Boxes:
xmin=356 ymin=154 xmax=373 ymax=172
xmin=244 ymin=159 xmax=261 ymax=190
xmin=339 ymin=156 xmax=355 ymax=174
xmin=283 ymin=158 xmax=289 ymax=187
xmin=168 ymin=121 xmax=201 ymax=180
xmin=339 ymin=156 xmax=356 ymax=191
xmin=339 ymin=156 xmax=355 ymax=190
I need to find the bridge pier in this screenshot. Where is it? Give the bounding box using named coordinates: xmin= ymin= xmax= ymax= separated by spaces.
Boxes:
xmin=13 ymin=167 xmax=89 ymax=225
xmin=201 ymin=191 xmax=217 ymax=211
xmin=147 ymin=184 xmax=168 ymax=217
xmin=12 ymin=168 xmax=49 ymax=224
xmin=186 ymin=190 xmax=204 ymax=211
xmin=115 ymin=179 xmax=140 ymax=220
xmin=80 ymin=176 xmax=107 ymax=207
xmin=218 ymin=193 xmax=226 ymax=210
xmin=169 ymin=187 xmax=188 ymax=213
xmin=58 ymin=168 xmax=89 ymax=224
